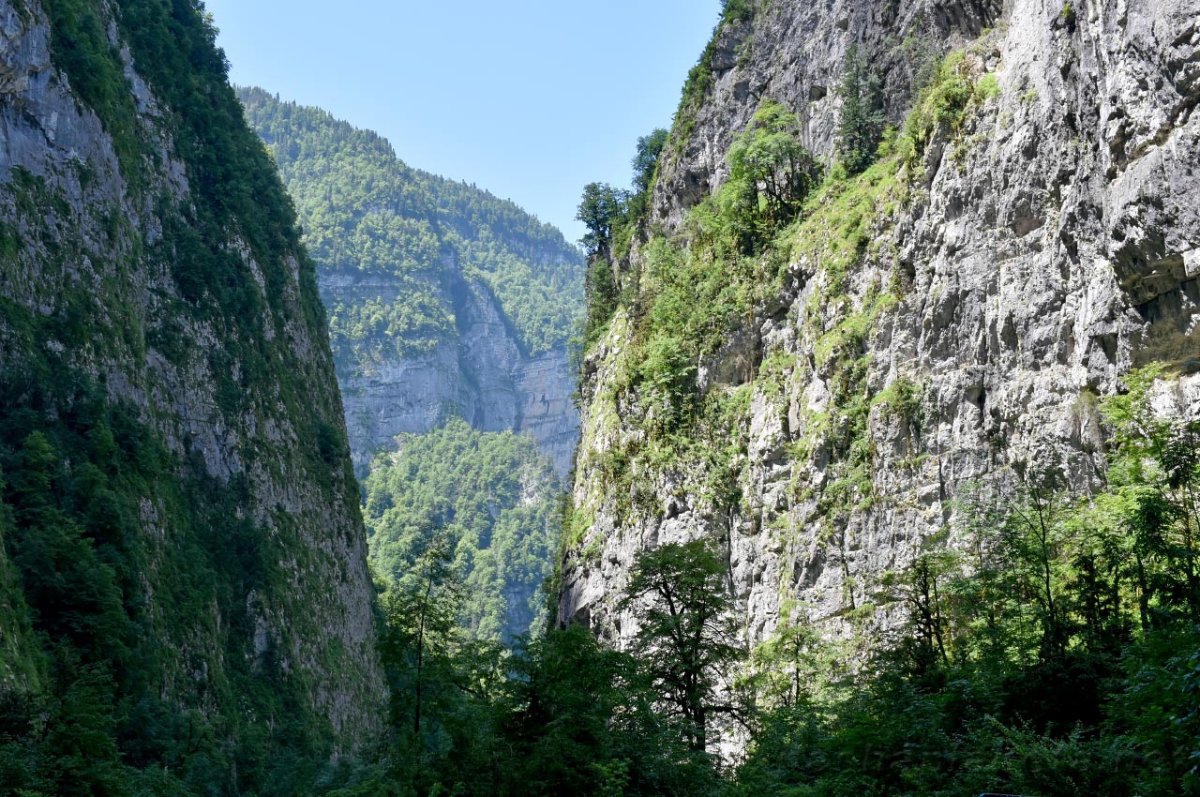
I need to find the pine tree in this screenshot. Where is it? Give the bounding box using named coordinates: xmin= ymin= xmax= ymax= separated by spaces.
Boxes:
xmin=837 ymin=45 xmax=886 ymax=175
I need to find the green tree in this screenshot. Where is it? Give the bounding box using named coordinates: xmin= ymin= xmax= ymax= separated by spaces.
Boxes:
xmin=744 ymin=608 xmax=820 ymax=711
xmin=995 ymin=469 xmax=1076 ymax=660
xmin=632 ymin=129 xmax=669 ymax=195
xmin=502 ymin=624 xmax=716 ymax=797
xmin=885 ymin=549 xmax=956 ymax=675
xmin=577 ymin=182 xmax=627 ymax=256
xmin=1103 ymin=367 xmax=1200 ymax=623
xmin=726 ymin=102 xmax=821 ymax=250
xmin=620 ymin=539 xmax=745 ymax=753
xmin=377 ymin=531 xmax=490 ymax=793
xmin=383 ymin=534 xmax=460 ymax=740
xmin=1156 ymin=420 xmax=1200 ymax=616
xmin=837 ymin=45 xmax=886 ymax=175
xmin=502 ymin=626 xmax=635 ymax=796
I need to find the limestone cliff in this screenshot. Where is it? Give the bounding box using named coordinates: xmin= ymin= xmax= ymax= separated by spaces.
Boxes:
xmin=562 ymin=0 xmax=1199 ymax=678
xmin=239 ymin=89 xmax=584 ymax=480
xmin=332 ymin=272 xmax=580 ymax=480
xmin=0 ymin=0 xmax=382 ymax=785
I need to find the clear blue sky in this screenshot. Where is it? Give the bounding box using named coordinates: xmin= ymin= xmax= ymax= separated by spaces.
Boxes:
xmin=204 ymin=0 xmax=723 ymax=244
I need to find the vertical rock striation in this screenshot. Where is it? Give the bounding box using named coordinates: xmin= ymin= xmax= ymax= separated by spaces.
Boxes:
xmin=562 ymin=0 xmax=1199 ymax=681
xmin=239 ymin=89 xmax=585 ymax=481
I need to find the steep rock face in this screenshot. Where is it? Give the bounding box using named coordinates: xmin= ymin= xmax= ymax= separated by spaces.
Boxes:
xmin=334 ymin=271 xmax=580 ymax=478
xmin=655 ymin=0 xmax=1006 ymax=231
xmin=327 ymin=267 xmax=580 ymax=478
xmin=514 ymin=349 xmax=582 ymax=480
xmin=239 ymin=90 xmax=584 ymax=481
xmin=0 ymin=0 xmax=382 ymax=771
xmin=563 ymin=0 xmax=1199 ymax=669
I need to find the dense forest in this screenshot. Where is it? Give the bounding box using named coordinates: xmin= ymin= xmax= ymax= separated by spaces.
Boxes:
xmin=363 ymin=418 xmax=563 ymax=642
xmin=237 ymin=87 xmax=585 ymax=367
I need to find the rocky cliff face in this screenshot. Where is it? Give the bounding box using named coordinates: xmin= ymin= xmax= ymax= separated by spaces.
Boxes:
xmin=562 ymin=0 xmax=1199 ymax=670
xmin=0 ymin=0 xmax=382 ymax=769
xmin=331 ymin=268 xmax=580 ymax=479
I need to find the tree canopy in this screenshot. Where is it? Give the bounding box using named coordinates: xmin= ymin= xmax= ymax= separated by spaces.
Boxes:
xmin=363 ymin=418 xmax=564 ymax=642
xmin=621 ymin=540 xmax=746 ymax=752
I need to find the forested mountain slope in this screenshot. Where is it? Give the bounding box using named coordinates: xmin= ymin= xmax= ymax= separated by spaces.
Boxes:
xmin=562 ymin=0 xmax=1199 ymax=749
xmin=363 ymin=418 xmax=563 ymax=641
xmin=239 ymin=89 xmax=584 ymax=478
xmin=0 ymin=1 xmax=382 ymax=793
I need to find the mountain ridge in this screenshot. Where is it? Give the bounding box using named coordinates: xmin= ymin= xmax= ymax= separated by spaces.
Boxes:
xmin=239 ymin=87 xmax=584 ymax=478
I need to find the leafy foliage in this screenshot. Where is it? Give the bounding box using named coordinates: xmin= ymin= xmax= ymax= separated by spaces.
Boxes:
xmin=1 ymin=2 xmax=367 ymax=794
xmin=620 ymin=540 xmax=746 ymax=752
xmin=732 ymin=375 xmax=1200 ymax=796
xmin=363 ymin=419 xmax=563 ymax=641
xmin=335 ymin=542 xmax=726 ymax=796
xmin=837 ymin=45 xmax=887 ymax=175
xmin=632 ymin=129 xmax=670 ymax=195
xmin=574 ymin=126 xmax=672 ymax=350
xmin=570 ymin=102 xmax=821 ymax=534
xmin=724 ymin=102 xmax=822 ymax=251
xmin=577 ymin=182 xmax=628 ymax=257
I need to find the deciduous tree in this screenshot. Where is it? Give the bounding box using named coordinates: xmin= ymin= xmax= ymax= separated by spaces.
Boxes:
xmin=620 ymin=539 xmax=745 ymax=752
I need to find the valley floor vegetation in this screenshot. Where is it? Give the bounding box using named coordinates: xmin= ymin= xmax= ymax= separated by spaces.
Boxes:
xmin=315 ymin=366 xmax=1198 ymax=797
xmin=362 ymin=418 xmax=564 ymax=642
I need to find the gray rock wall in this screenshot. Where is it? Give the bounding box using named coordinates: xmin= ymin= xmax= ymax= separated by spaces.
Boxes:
xmin=327 ymin=267 xmax=580 ymax=480
xmin=561 ymin=0 xmax=1200 ymax=708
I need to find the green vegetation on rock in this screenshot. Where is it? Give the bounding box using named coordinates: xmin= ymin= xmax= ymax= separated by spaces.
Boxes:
xmin=730 ymin=372 xmax=1200 ymax=797
xmin=346 ymin=372 xmax=1200 ymax=797
xmin=837 ymin=45 xmax=887 ymax=175
xmin=1 ymin=2 xmax=375 ymax=794
xmin=6 ymin=3 xmax=1198 ymax=796
xmin=556 ymin=25 xmax=1200 ymax=795
xmin=570 ymin=51 xmax=1000 ymax=546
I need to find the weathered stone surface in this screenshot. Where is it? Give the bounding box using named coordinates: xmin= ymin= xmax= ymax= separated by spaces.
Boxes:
xmin=561 ymin=0 xmax=1200 ymax=718
xmin=327 ymin=267 xmax=581 ymax=480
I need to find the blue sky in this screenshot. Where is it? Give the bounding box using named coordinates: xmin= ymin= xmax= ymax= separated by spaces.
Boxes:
xmin=204 ymin=0 xmax=723 ymax=244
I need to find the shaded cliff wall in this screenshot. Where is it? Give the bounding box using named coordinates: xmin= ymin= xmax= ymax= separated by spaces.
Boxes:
xmin=331 ymin=268 xmax=580 ymax=479
xmin=0 ymin=0 xmax=383 ymax=774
